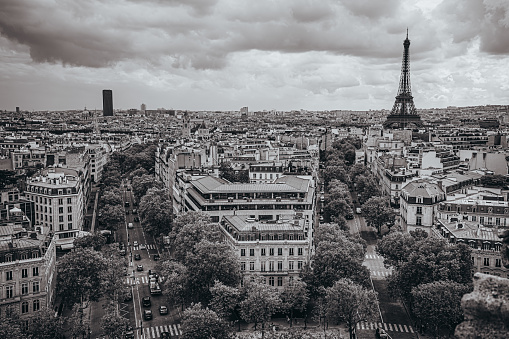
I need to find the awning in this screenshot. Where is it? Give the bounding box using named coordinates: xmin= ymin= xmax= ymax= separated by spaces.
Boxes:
xmin=60 ymin=243 xmax=74 ymax=250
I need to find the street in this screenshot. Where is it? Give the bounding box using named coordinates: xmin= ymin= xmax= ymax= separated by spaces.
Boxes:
xmin=113 ymin=180 xmax=181 ymax=339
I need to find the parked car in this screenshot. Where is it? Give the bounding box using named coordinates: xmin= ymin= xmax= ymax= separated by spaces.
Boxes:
xmin=134 ymin=216 xmax=140 ymax=222
xmin=133 ymin=241 xmax=138 ymax=247
xmin=137 ymin=264 xmax=144 ymax=271
xmin=134 ymin=253 xmax=141 ymax=260
xmin=356 ymin=207 xmax=362 ymax=214
xmin=124 ymin=289 xmax=133 ymax=302
xmin=139 ymin=244 xmax=146 ymax=250
xmin=159 ymin=305 xmax=168 ymax=315
xmin=142 ymin=296 xmax=151 ymax=307
xmin=128 ymin=222 xmax=133 ymax=229
xmin=125 ymin=326 xmax=134 ymax=339
xmin=143 ymin=309 xmax=152 ymax=320
xmin=125 ymin=210 xmax=129 ymax=215
xmin=375 ymin=328 xmax=388 ymax=339
xmin=153 ymin=254 xmax=160 ymax=261
xmin=132 ymin=209 xmax=138 ymax=214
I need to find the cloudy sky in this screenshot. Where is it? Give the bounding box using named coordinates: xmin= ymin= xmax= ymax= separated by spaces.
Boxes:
xmin=1 ymin=0 xmax=508 ymax=112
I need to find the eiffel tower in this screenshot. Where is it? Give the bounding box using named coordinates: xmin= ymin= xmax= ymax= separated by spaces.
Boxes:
xmin=383 ymin=30 xmax=423 ymax=129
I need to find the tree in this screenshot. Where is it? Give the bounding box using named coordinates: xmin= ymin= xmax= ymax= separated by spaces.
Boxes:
xmin=480 ymin=174 xmax=507 ymax=188
xmin=158 ymin=260 xmax=190 ymax=309
xmin=100 ymin=303 xmax=130 ymax=339
xmin=0 ymin=169 xmax=19 ymax=189
xmin=171 ymin=211 xmax=211 ymax=238
xmin=129 ymin=167 xmax=148 ymax=180
xmin=209 ymin=281 xmax=241 ymax=320
xmin=185 ymin=240 xmax=242 ymax=303
xmin=101 ymin=244 xmax=129 ymax=302
xmin=100 ymin=168 xmax=122 ymax=187
xmin=325 ymin=278 xmax=379 ymax=339
xmin=322 ymin=166 xmax=348 ymax=187
xmin=280 ymin=278 xmax=309 ymax=327
xmin=323 ymin=198 xmax=352 ymax=221
xmin=23 ymin=307 xmax=65 ymax=339
xmin=240 ymin=280 xmax=281 ymax=334
xmin=355 ymin=175 xmax=380 ymax=204
xmin=349 ymin=164 xmax=369 ymax=182
xmin=411 ymin=280 xmax=471 ymax=336
xmin=99 ymin=188 xmax=122 ymax=207
xmin=97 ymin=204 xmax=124 ymax=231
xmin=73 ymin=233 xmax=106 ymax=251
xmin=376 ymin=231 xmax=416 ymax=269
xmin=181 ymin=303 xmax=233 ymax=339
xmin=131 ymin=173 xmax=160 ymax=200
xmin=57 ymin=248 xmax=108 ymax=306
xmin=362 ymin=196 xmax=395 ymax=234
xmin=67 ymin=303 xmax=91 ymax=339
xmin=139 ymin=187 xmax=173 ymax=236
xmin=172 ymin=220 xmax=223 ymax=263
xmin=388 ymin=237 xmax=473 ymax=301
xmin=0 ymin=315 xmax=26 ymax=339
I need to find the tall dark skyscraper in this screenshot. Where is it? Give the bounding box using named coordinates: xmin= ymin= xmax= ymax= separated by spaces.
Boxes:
xmin=102 ymin=89 xmax=113 ymax=116
xmin=384 ymin=30 xmax=423 ymax=129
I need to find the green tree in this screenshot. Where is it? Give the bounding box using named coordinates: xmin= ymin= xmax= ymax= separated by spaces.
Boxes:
xmin=99 ymin=188 xmax=123 ymax=207
xmin=100 ymin=303 xmax=130 ymax=339
xmin=411 ymin=280 xmax=471 ymax=336
xmin=97 ymin=204 xmax=125 ymax=231
xmin=388 ymin=238 xmax=473 ymax=301
xmin=323 ymin=198 xmax=352 ymax=221
xmin=0 ymin=315 xmax=26 ymax=339
xmin=129 ymin=167 xmax=148 ymax=180
xmin=67 ymin=303 xmax=91 ymax=339
xmin=171 ymin=211 xmax=211 ymax=239
xmin=73 ymin=233 xmax=106 ymax=251
xmin=139 ymin=187 xmax=173 ymax=236
xmin=101 ymin=244 xmax=129 ymax=302
xmin=209 ymin=281 xmax=241 ymax=320
xmin=57 ymin=248 xmax=108 ymax=306
xmin=158 ymin=260 xmax=190 ymax=309
xmin=0 ymin=169 xmax=19 ymax=189
xmin=186 ymin=240 xmax=241 ymax=302
xmin=240 ymin=280 xmax=281 ymax=334
xmin=362 ymin=196 xmax=395 ymax=234
xmin=280 ymin=278 xmax=309 ymax=327
xmin=181 ymin=303 xmax=233 ymax=339
xmin=480 ymin=174 xmax=507 ymax=188
xmin=349 ymin=164 xmax=369 ymax=182
xmin=355 ymin=174 xmax=380 ymax=204
xmin=23 ymin=306 xmax=65 ymax=339
xmin=325 ymin=278 xmax=379 ymax=339
xmin=376 ymin=231 xmax=416 ymax=269
xmin=172 ymin=220 xmax=223 ymax=263
xmin=131 ymin=173 xmax=160 ymax=200
xmin=322 ymin=166 xmax=348 ymax=187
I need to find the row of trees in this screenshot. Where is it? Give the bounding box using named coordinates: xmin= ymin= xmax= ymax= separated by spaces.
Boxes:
xmin=377 ymin=231 xmax=474 ymax=336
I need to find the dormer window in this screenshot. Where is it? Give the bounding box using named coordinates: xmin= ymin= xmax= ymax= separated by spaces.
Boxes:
xmin=417 ymin=196 xmax=422 ymax=204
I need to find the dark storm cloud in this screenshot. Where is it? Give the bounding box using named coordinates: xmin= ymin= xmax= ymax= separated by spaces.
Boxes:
xmin=0 ymin=0 xmax=437 ymax=70
xmin=436 ymin=0 xmax=509 ymax=54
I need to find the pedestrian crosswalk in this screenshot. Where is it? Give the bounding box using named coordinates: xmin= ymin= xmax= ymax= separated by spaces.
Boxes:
xmin=357 ymin=322 xmax=414 ymax=333
xmin=141 ymin=324 xmax=182 ymax=338
xmin=370 ymin=270 xmax=392 ymax=277
xmin=132 ymin=244 xmax=157 ymax=250
xmin=365 ymin=253 xmax=383 ymax=260
xmin=126 ymin=276 xmax=164 ymax=285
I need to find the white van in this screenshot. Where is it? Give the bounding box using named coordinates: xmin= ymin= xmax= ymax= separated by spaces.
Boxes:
xmin=128 ymin=222 xmax=133 ymax=229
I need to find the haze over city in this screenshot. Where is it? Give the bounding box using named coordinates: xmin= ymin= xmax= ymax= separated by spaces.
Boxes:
xmin=1 ymin=0 xmax=509 ymax=112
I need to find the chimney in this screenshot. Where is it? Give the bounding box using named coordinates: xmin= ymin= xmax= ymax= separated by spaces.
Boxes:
xmin=437 ymin=180 xmax=443 ymax=192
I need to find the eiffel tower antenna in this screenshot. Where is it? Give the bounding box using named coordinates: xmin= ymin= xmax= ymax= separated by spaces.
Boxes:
xmin=383 ymin=30 xmax=423 ymax=129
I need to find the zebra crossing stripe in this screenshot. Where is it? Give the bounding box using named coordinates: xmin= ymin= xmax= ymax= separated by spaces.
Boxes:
xmin=403 ymin=324 xmax=408 ymax=332
xmin=398 ymin=324 xmax=404 ymax=332
xmin=388 ymin=323 xmax=393 ymax=331
xmin=409 ymin=325 xmax=414 ymax=333
xmin=177 ymin=324 xmax=182 ymax=335
xmin=383 ymin=323 xmax=388 ymax=331
xmin=155 ymin=326 xmax=159 ymax=337
xmin=144 ymin=328 xmax=150 ymax=338
xmin=169 ymin=324 xmax=174 ymax=336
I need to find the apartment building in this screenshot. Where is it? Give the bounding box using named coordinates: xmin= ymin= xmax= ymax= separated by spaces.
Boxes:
xmin=249 ymin=162 xmax=285 ymax=184
xmin=24 ymin=168 xmax=84 ymax=250
xmin=87 ymin=145 xmax=108 ymax=183
xmin=0 ymin=225 xmax=56 ymax=324
xmin=220 ymin=215 xmax=310 ymax=289
xmin=181 ymin=174 xmax=315 ymax=225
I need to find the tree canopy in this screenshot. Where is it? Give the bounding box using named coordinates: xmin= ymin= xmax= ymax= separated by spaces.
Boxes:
xmin=139 ymin=187 xmax=173 ymax=236
xmin=181 ymin=303 xmax=233 ymax=339
xmin=362 ymin=196 xmax=396 ymax=234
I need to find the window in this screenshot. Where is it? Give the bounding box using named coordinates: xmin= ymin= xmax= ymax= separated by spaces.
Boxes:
xmin=472 ymin=215 xmax=477 ymax=222
xmin=33 ymin=281 xmax=40 ymax=293
xmin=58 ymin=198 xmax=63 ymax=205
xmin=241 ymin=262 xmax=246 ymax=271
xmin=22 ymin=302 xmax=29 ymax=314
xmin=496 ymin=218 xmax=501 ymax=226
xmin=261 ymin=261 xmax=266 ymax=272
xmin=250 ymin=249 xmax=255 ymax=256
xmin=289 ymin=248 xmax=294 ymax=256
xmin=269 ymin=261 xmax=274 ymax=272
xmin=59 ymin=207 xmax=64 ymax=214
xmin=6 ymin=286 xmax=13 ymax=298
xmin=480 ymin=216 xmax=484 ymax=225
xmin=277 ymin=261 xmax=283 ymax=271
xmin=33 ymin=267 xmax=39 ymax=276
xmin=277 ymin=277 xmax=283 ymax=286
xmin=33 ymin=300 xmax=40 ymax=312
xmin=59 ymin=224 xmax=64 ymax=231
xmin=68 ymin=215 xmax=72 ymax=221
xmin=416 ymin=206 xmax=422 ymax=215
xmin=6 ymin=271 xmax=13 ymax=281
xmin=261 ymin=248 xmax=266 ymax=256
xmin=59 ymin=216 xmax=64 ymax=222
xmin=298 ymin=248 xmax=303 ymax=256
xmin=20 ymin=252 xmax=28 ymax=260
xmin=250 ymin=262 xmax=255 ymax=271
xmin=288 ymin=261 xmax=294 ymax=271
xmin=240 ymin=249 xmax=246 ymax=257
xmin=67 ymin=206 xmax=72 ymax=213
xmin=416 ymin=216 xmax=422 ymax=226
xmin=297 ymin=261 xmax=303 ymax=270
xmin=496 ymin=259 xmax=502 ymax=267
xmin=483 ymin=258 xmax=490 ymax=266
xmin=269 ymin=248 xmax=274 ymax=256
xmin=22 ymin=283 xmax=28 ymax=295
xmin=67 ymin=198 xmax=72 ymax=204
xmin=5 ymin=254 xmax=12 ymax=262
xmin=22 ymin=269 xmax=28 ymax=278
xmin=278 ymin=248 xmax=283 ymax=256
xmin=269 ymin=277 xmax=275 ymax=286
xmin=68 ymin=223 xmax=73 ymax=230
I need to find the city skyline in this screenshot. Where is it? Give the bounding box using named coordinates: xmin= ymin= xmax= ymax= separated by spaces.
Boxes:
xmin=1 ymin=0 xmax=508 ymax=112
